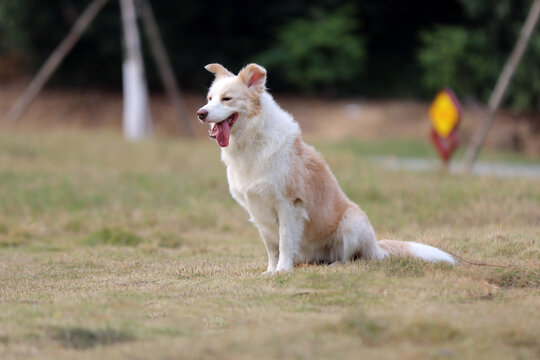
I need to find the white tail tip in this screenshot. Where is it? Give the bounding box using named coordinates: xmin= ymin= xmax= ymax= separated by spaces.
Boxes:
xmin=407 ymin=242 xmax=456 ymax=264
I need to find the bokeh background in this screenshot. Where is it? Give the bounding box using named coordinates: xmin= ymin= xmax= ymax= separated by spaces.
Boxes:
xmin=0 ymin=0 xmax=538 ymax=105
xmin=1 ymin=0 xmax=539 ymax=156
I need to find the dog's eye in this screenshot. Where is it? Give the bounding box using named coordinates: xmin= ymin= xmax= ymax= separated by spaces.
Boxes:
xmin=222 ymin=97 xmax=232 ymax=101
xmin=207 ymin=96 xmax=212 ymax=101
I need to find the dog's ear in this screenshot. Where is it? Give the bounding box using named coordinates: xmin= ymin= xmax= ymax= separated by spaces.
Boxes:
xmin=238 ymin=63 xmax=266 ymax=93
xmin=205 ymin=63 xmax=233 ymax=79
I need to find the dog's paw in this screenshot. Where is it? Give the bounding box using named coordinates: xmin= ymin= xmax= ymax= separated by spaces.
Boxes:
xmin=274 ymin=267 xmax=293 ymax=274
xmin=261 ymin=270 xmax=275 ymax=276
xmin=329 ymin=261 xmax=344 ymax=267
xmin=275 ymin=260 xmax=293 ymax=274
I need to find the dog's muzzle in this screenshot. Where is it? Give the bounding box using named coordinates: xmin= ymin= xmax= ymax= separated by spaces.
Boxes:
xmin=197 ymin=109 xmax=208 ymax=122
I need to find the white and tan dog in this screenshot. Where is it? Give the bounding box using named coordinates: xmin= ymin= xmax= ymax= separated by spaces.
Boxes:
xmin=197 ymin=63 xmax=455 ymax=274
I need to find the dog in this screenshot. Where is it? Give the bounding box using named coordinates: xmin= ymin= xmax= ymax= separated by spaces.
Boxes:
xmin=197 ymin=63 xmax=455 ymax=274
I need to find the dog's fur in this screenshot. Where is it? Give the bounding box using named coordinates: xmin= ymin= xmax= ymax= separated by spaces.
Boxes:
xmin=198 ymin=63 xmax=455 ymax=274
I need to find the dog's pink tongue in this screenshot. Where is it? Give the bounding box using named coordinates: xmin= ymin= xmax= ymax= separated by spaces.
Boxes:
xmin=216 ymin=121 xmax=230 ymax=147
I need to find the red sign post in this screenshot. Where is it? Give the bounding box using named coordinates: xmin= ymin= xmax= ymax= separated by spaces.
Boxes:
xmin=428 ymin=88 xmax=462 ymax=165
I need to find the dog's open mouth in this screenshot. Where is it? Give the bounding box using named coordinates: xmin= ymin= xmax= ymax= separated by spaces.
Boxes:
xmin=209 ymin=113 xmax=238 ymax=147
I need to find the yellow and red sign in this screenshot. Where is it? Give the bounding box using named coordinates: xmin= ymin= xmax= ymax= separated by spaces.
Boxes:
xmin=429 ymin=89 xmax=461 ymax=138
xmin=428 ymin=88 xmax=461 ymax=164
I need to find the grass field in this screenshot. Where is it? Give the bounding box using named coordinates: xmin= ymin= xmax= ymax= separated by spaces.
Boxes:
xmin=0 ymin=130 xmax=538 ymax=359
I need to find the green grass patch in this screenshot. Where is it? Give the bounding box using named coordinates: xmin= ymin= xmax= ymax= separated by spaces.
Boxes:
xmin=503 ymin=329 xmax=540 ymax=349
xmin=157 ymin=232 xmax=183 ymax=248
xmin=328 ymin=313 xmax=390 ymax=345
xmin=370 ymin=258 xmax=427 ymax=278
xmin=85 ymin=227 xmax=143 ymax=247
xmin=398 ymin=320 xmax=461 ymax=344
xmin=488 ymin=268 xmax=540 ymax=288
xmin=0 ymin=221 xmax=8 ymax=235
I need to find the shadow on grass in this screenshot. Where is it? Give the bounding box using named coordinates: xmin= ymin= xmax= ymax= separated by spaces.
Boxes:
xmin=50 ymin=326 xmax=134 ymax=350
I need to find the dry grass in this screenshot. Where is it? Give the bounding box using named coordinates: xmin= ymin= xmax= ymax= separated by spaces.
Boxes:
xmin=0 ymin=129 xmax=538 ymax=360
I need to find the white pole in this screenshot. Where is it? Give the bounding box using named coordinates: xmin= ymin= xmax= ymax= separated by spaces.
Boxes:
xmin=119 ymin=0 xmax=152 ymax=140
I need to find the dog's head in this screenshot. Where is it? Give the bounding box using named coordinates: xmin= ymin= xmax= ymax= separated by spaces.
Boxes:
xmin=197 ymin=63 xmax=266 ymax=147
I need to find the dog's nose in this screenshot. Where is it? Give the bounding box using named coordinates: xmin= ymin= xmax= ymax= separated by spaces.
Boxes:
xmin=197 ymin=109 xmax=208 ymax=121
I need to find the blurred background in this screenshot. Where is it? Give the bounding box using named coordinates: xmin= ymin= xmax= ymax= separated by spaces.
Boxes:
xmin=0 ymin=0 xmax=539 ymax=155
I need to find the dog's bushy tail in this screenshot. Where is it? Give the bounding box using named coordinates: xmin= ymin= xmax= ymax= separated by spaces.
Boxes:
xmin=378 ymin=239 xmax=455 ymax=264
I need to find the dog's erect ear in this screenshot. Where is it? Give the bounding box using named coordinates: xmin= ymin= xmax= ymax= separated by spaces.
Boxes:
xmin=238 ymin=64 xmax=266 ymax=93
xmin=205 ymin=63 xmax=234 ymax=79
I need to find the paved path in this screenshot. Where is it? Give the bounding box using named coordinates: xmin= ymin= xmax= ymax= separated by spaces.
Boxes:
xmin=372 ymin=157 xmax=540 ymax=179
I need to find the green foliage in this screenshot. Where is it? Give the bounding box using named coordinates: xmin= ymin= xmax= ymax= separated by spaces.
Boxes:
xmin=257 ymin=6 xmax=366 ymax=94
xmin=510 ymin=35 xmax=540 ymax=111
xmin=0 ymin=0 xmax=34 ymax=53
xmin=418 ymin=0 xmax=540 ymax=111
xmin=418 ymin=26 xmax=497 ymax=100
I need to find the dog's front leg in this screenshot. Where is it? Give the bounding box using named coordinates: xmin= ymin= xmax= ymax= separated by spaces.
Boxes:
xmin=275 ymin=200 xmax=305 ymax=273
xmin=258 ymin=226 xmax=279 ymax=274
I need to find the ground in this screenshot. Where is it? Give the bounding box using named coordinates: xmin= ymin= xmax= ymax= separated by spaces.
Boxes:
xmin=0 ymin=127 xmax=538 ymax=359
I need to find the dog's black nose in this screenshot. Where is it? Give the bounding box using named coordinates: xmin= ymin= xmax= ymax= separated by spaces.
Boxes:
xmin=197 ymin=109 xmax=208 ymax=121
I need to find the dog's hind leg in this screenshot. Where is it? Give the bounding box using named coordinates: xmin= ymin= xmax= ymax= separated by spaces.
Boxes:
xmin=337 ymin=206 xmax=386 ymax=261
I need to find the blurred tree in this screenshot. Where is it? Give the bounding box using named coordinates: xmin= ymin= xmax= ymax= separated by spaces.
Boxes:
xmin=0 ymin=0 xmax=462 ymax=94
xmin=0 ymin=0 xmax=537 ymax=112
xmin=418 ymin=27 xmax=497 ymax=101
xmin=0 ymin=0 xmax=123 ymax=86
xmin=256 ymin=6 xmax=366 ymax=95
xmin=418 ymin=0 xmax=540 ymax=111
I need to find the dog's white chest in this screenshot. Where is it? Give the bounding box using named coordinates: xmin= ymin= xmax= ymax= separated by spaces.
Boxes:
xmin=226 ymin=162 xmax=283 ymax=229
